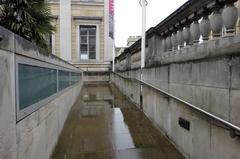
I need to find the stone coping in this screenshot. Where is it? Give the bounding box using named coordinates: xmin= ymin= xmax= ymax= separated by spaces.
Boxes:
xmin=116 ymin=34 xmax=240 ymax=70
xmin=0 ymin=26 xmax=81 ymax=72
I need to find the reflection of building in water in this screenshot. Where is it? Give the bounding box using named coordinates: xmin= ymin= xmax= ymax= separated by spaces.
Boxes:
xmin=47 ymin=0 xmax=114 ymax=72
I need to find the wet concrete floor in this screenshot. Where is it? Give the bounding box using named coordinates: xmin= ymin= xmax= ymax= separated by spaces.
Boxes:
xmin=51 ymin=83 xmax=185 ymax=159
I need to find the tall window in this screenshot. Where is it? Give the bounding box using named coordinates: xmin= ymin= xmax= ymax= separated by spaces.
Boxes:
xmin=80 ymin=26 xmax=96 ymax=60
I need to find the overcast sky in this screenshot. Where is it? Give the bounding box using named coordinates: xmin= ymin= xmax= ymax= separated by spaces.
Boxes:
xmin=114 ymin=0 xmax=188 ymax=47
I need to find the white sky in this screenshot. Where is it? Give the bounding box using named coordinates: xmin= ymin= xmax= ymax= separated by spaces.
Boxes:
xmin=114 ymin=0 xmax=188 ymax=47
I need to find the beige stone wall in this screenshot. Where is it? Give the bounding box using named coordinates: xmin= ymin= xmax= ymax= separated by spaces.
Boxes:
xmin=71 ymin=4 xmax=105 ymax=62
xmin=49 ymin=3 xmax=105 ymax=62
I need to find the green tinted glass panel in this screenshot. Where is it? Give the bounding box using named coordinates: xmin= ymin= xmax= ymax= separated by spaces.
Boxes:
xmin=71 ymin=72 xmax=80 ymax=85
xmin=18 ymin=64 xmax=57 ymax=110
xmin=58 ymin=70 xmax=70 ymax=91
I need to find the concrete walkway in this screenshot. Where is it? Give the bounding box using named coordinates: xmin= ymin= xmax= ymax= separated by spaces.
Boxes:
xmin=51 ymin=83 xmax=185 ymax=159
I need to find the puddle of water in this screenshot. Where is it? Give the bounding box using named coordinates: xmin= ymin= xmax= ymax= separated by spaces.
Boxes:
xmin=51 ymin=83 xmax=185 ymax=159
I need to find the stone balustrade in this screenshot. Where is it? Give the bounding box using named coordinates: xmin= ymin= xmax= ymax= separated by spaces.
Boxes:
xmin=115 ymin=0 xmax=240 ymax=70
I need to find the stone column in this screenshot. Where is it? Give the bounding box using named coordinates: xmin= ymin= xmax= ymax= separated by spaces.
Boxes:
xmin=60 ymin=0 xmax=72 ymax=61
xmin=171 ymin=32 xmax=178 ymax=50
xmin=222 ymin=3 xmax=238 ymax=34
xmin=177 ymin=29 xmax=184 ymax=48
xmin=200 ymin=16 xmax=211 ymax=41
xmin=183 ymin=26 xmax=191 ymax=45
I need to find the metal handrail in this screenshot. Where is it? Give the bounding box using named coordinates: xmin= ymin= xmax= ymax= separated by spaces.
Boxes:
xmin=112 ymin=71 xmax=240 ymax=137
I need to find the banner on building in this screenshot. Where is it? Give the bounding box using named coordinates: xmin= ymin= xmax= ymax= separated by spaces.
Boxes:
xmin=109 ymin=0 xmax=114 ymax=39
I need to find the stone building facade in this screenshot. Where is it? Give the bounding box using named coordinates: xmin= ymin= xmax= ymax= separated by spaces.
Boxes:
xmin=48 ymin=0 xmax=114 ymax=71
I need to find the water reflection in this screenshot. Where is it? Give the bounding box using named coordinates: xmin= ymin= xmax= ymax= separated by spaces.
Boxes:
xmin=111 ymin=108 xmax=135 ymax=150
xmin=51 ymin=83 xmax=185 ymax=159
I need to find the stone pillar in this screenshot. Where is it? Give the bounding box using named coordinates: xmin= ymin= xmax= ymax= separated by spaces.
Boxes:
xmin=209 ymin=9 xmax=223 ymax=38
xmin=177 ymin=29 xmax=184 ymax=48
xmin=200 ymin=16 xmax=211 ymax=41
xmin=222 ymin=3 xmax=238 ymax=34
xmin=190 ymin=20 xmax=200 ymax=43
xmin=166 ymin=36 xmax=172 ymax=51
xmin=183 ymin=26 xmax=191 ymax=45
xmin=171 ymin=32 xmax=178 ymax=50
xmin=60 ymin=0 xmax=72 ymax=61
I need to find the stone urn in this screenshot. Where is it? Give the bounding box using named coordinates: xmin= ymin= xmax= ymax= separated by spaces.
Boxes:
xmin=190 ymin=20 xmax=200 ymax=43
xmin=200 ymin=16 xmax=211 ymax=40
xmin=177 ymin=29 xmax=184 ymax=48
xmin=171 ymin=33 xmax=178 ymax=50
xmin=183 ymin=26 xmax=191 ymax=45
xmin=209 ymin=10 xmax=223 ymax=37
xmin=222 ymin=4 xmax=238 ymax=33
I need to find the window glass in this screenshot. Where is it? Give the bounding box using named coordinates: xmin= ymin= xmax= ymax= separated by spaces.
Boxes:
xmin=80 ymin=27 xmax=88 ymax=35
xmin=89 ymin=52 xmax=96 ymax=59
xmin=80 ymin=36 xmax=87 ymax=44
xmin=18 ymin=64 xmax=57 ymax=110
xmin=89 ymin=36 xmax=96 ymax=45
xmin=89 ymin=44 xmax=95 ymax=52
xmin=79 ymin=26 xmax=96 ymax=59
xmin=17 ymin=62 xmax=82 ymax=121
xmin=58 ymin=70 xmax=70 ymax=91
xmin=71 ymin=72 xmax=80 ymax=85
xmin=89 ymin=28 xmax=96 ymax=35
xmin=80 ymin=44 xmax=88 ymax=52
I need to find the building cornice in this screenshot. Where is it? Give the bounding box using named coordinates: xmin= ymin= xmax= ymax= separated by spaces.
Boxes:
xmin=71 ymin=1 xmax=104 ymax=6
xmin=47 ymin=0 xmax=104 ymax=6
xmin=73 ymin=16 xmax=103 ymax=21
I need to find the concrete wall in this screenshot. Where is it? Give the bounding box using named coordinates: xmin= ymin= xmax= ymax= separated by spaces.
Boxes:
xmin=0 ymin=27 xmax=83 ymax=159
xmin=112 ymin=35 xmax=240 ymax=159
xmin=84 ymin=71 xmax=110 ymax=82
xmin=111 ymin=70 xmax=141 ymax=108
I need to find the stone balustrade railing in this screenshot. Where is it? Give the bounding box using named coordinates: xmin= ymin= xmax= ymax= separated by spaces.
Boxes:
xmin=156 ymin=0 xmax=239 ymax=52
xmin=115 ymin=0 xmax=240 ymax=70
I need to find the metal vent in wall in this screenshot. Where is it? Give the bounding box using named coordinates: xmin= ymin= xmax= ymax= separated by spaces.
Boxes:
xmin=178 ymin=117 xmax=190 ymax=131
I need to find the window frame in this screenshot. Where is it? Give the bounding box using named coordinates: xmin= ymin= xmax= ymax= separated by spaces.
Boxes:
xmin=76 ymin=21 xmax=100 ymax=61
xmin=79 ymin=25 xmax=97 ymax=60
xmin=16 ymin=55 xmax=82 ymax=122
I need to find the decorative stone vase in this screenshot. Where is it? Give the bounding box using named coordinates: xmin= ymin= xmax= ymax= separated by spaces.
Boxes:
xmin=171 ymin=33 xmax=178 ymax=50
xmin=209 ymin=10 xmax=223 ymax=37
xmin=222 ymin=3 xmax=238 ymax=34
xmin=200 ymin=16 xmax=211 ymax=40
xmin=183 ymin=26 xmax=191 ymax=45
xmin=177 ymin=29 xmax=184 ymax=47
xmin=190 ymin=20 xmax=200 ymax=43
